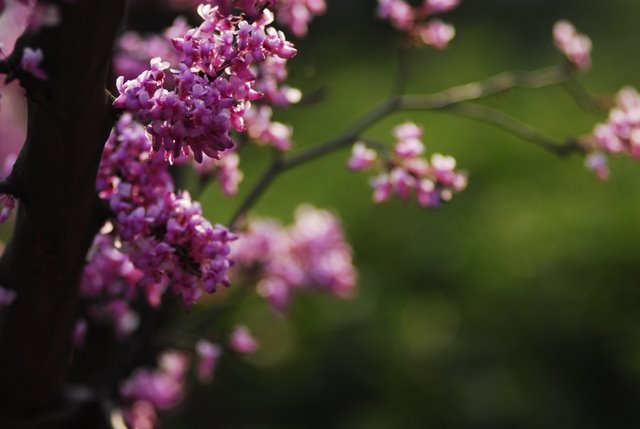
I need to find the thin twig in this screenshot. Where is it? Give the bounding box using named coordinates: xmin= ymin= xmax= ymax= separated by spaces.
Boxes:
xmin=392 ymin=43 xmax=411 ymax=96
xmin=441 ymin=103 xmax=584 ymax=156
xmin=282 ymin=96 xmax=400 ymax=171
xmin=228 ymin=159 xmax=283 ymax=229
xmin=399 ymin=66 xmax=566 ymax=110
xmin=561 ymin=76 xmax=606 ymax=113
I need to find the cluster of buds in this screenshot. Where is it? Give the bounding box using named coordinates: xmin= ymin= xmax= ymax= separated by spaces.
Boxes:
xmin=113 ymin=5 xmax=296 ymax=163
xmin=120 ymin=351 xmax=190 ymax=429
xmin=161 ymin=0 xmax=326 ymax=38
xmin=377 ymin=0 xmax=459 ymax=49
xmin=553 ymin=20 xmax=592 ymax=71
xmin=348 ymin=122 xmax=467 ymax=207
xmin=114 ymin=17 xmax=189 ymax=83
xmin=85 ymin=114 xmax=237 ymax=315
xmin=232 ymin=205 xmax=357 ymax=312
xmin=584 ymin=87 xmax=640 ymax=180
xmin=118 ymin=326 xmax=256 ymax=429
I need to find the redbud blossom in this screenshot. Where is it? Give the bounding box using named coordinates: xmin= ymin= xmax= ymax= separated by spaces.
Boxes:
xmin=585 ymin=152 xmax=609 ymax=181
xmin=276 ymin=0 xmax=327 ymax=37
xmin=584 ymin=87 xmax=640 ymax=178
xmin=348 ymin=142 xmax=377 ymax=171
xmin=0 ymin=286 xmax=16 ymax=307
xmin=377 ymin=0 xmax=458 ymax=48
xmin=353 ymin=122 xmax=467 ymax=207
xmin=72 ymin=319 xmax=88 ymax=349
xmin=196 ymin=339 xmax=222 ymax=382
xmin=417 ymin=19 xmax=455 ymax=49
xmin=114 ymin=6 xmax=297 ymax=163
xmin=553 ymin=20 xmax=592 ymax=71
xmin=120 ymin=351 xmax=189 ymax=411
xmin=20 ymin=47 xmax=48 ymax=80
xmin=229 ymin=325 xmax=259 ymax=354
xmin=232 ymin=206 xmax=357 ymax=311
xmin=90 ymin=114 xmax=237 ymax=312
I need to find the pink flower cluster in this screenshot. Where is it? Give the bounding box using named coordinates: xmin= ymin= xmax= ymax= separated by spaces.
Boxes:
xmin=584 ymin=87 xmax=640 ymax=180
xmin=377 ymin=0 xmax=458 ymax=48
xmin=119 ymin=336 xmax=228 ymax=428
xmin=243 ymin=56 xmax=301 ymax=150
xmin=232 ymin=205 xmax=357 ymax=312
xmin=553 ymin=20 xmax=592 ymax=71
xmin=244 ymin=105 xmax=293 ymax=150
xmin=120 ymin=351 xmax=190 ymax=429
xmin=161 ymin=1 xmax=325 ymax=38
xmin=114 ymin=18 xmax=189 ymax=83
xmin=275 ymin=0 xmax=326 ymax=37
xmin=81 ymin=233 xmax=144 ymax=337
xmin=193 ymin=150 xmax=245 ymax=196
xmin=113 ymin=5 xmax=297 ymax=163
xmin=348 ymin=122 xmax=467 ymax=207
xmin=85 ymin=114 xmax=237 ymax=311
xmin=1 ymin=0 xmax=62 ymax=32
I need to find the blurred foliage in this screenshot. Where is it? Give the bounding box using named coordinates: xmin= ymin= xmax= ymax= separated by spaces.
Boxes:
xmin=165 ymin=1 xmax=640 ymax=428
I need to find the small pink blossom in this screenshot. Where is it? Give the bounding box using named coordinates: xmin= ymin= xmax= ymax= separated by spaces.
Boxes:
xmin=72 ymin=319 xmax=88 ymax=349
xmin=424 ymin=0 xmax=459 ymax=14
xmin=196 ymin=339 xmax=222 ymax=383
xmin=124 ymin=400 xmax=157 ymax=429
xmin=229 ymin=325 xmax=258 ymax=354
xmin=120 ymin=350 xmax=189 ymax=410
xmin=20 ymin=47 xmax=48 ymax=80
xmin=585 ymin=152 xmax=609 ymax=181
xmin=0 ymin=286 xmax=16 ymax=307
xmin=377 ymin=0 xmax=458 ymax=48
xmin=553 ymin=20 xmax=592 ymax=71
xmin=276 ymin=0 xmax=327 ymax=37
xmin=417 ymin=19 xmax=456 ymax=49
xmin=347 ymin=142 xmax=377 ymax=171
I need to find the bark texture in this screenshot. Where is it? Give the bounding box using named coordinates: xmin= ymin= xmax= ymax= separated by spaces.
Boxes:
xmin=0 ymin=0 xmax=125 ymax=422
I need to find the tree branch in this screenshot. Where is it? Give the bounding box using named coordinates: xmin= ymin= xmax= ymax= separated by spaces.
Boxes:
xmin=228 ymin=66 xmax=577 ymax=224
xmin=441 ymin=103 xmax=584 ymax=156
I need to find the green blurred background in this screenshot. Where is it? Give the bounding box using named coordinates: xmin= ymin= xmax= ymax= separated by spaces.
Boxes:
xmin=165 ymin=1 xmax=640 ymax=428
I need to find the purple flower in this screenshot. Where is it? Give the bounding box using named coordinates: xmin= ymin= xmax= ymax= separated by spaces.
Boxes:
xmin=114 ymin=6 xmax=297 ymax=163
xmin=350 ymin=122 xmax=467 ymax=207
xmin=229 ymin=325 xmax=259 ymax=354
xmin=275 ymin=0 xmax=327 ymax=37
xmin=377 ymin=0 xmax=458 ymax=48
xmin=417 ymin=19 xmax=455 ymax=49
xmin=553 ymin=20 xmax=592 ymax=71
xmin=585 ymin=152 xmax=609 ymax=181
xmin=232 ymin=205 xmax=357 ymax=311
xmin=20 ymin=47 xmax=48 ymax=80
xmin=120 ymin=351 xmax=189 ymax=411
xmin=196 ymin=339 xmax=222 ymax=382
xmin=348 ymin=142 xmax=377 ymax=171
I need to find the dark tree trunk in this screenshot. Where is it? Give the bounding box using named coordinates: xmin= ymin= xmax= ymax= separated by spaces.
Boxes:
xmin=0 ymin=0 xmax=125 ymax=424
